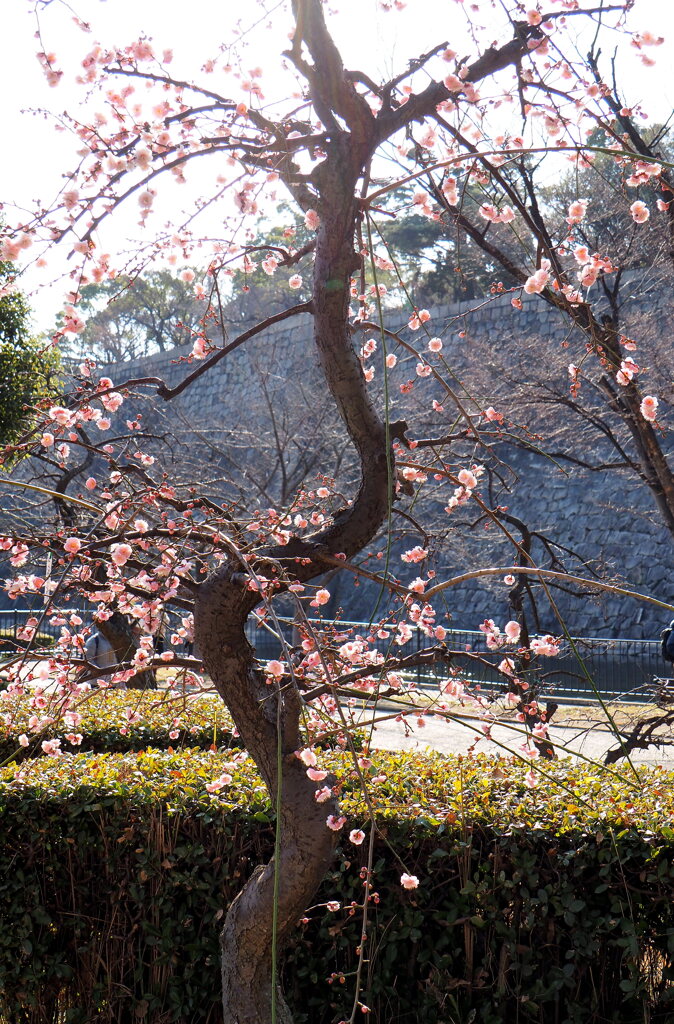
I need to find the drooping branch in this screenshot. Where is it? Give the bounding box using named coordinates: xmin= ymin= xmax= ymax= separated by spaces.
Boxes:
xmin=156 ymin=300 xmax=314 ymax=401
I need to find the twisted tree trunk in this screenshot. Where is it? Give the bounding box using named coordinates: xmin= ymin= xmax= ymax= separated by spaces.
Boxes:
xmin=194 ymin=81 xmax=389 ymax=1024
xmin=190 ymin=3 xmax=548 ymax=1018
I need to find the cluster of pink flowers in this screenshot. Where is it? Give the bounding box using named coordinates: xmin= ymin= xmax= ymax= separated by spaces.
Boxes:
xmin=408 ymin=309 xmax=431 ymax=331
xmin=401 ymin=546 xmax=428 ymax=564
xmin=524 ymin=265 xmax=550 ymax=295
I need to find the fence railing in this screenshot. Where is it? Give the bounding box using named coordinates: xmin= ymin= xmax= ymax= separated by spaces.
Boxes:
xmin=243 ymin=618 xmax=667 ymax=704
xmin=1 ymin=610 xmax=667 ymax=703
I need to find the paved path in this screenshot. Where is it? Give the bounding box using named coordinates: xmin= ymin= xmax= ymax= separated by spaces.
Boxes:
xmin=357 ymin=710 xmax=674 ymax=767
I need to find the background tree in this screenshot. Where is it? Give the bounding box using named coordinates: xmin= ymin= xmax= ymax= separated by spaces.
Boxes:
xmin=380 ymin=180 xmax=523 ymax=304
xmin=410 ymin=74 xmax=674 ymax=538
xmin=65 ymin=212 xmax=316 ymax=361
xmin=0 ymin=259 xmax=58 ymax=448
xmin=72 ymin=269 xmax=208 ymax=361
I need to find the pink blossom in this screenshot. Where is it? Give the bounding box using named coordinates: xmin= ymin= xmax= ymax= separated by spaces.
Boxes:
xmin=443 ymin=73 xmax=464 ymax=92
xmin=206 ymin=773 xmax=233 ymax=793
xmin=480 ymin=619 xmax=503 ymax=649
xmin=326 ymin=815 xmax=347 ymax=830
xmin=400 ymin=873 xmax=419 ymax=889
xmin=315 ymin=786 xmax=332 ymax=803
xmin=640 ymin=395 xmax=658 ymax=421
xmin=18 ymin=734 xmax=29 ymax=747
xmin=266 ymin=659 xmax=284 ymax=678
xmin=85 ymin=477 xmax=97 ymax=490
xmin=530 ymin=635 xmax=560 ymax=657
xmin=567 ymin=199 xmax=588 ymax=224
xmin=408 ymin=577 xmax=425 ymax=594
xmin=192 ymin=337 xmax=207 ymax=360
xmin=630 ymin=201 xmax=650 ymax=223
xmin=62 ymin=307 xmax=86 ymax=334
xmin=503 ymin=574 xmax=516 ymax=586
xmin=616 ymin=367 xmax=632 ymax=387
xmin=408 ymin=309 xmax=430 ymax=331
xmin=307 ymin=767 xmax=328 ymax=781
xmin=401 ymin=546 xmax=428 ymax=564
xmin=49 ymin=406 xmax=72 ymax=426
xmin=41 ymin=433 xmax=55 ymax=448
xmin=64 ymin=537 xmax=82 ymax=555
xmin=633 ymin=31 xmax=664 ymax=46
xmin=1 ymin=238 xmax=21 ymax=261
xmin=349 ymin=829 xmax=366 ymax=845
xmin=41 ymin=738 xmax=62 ymax=757
xmin=326 ymin=901 xmax=341 ymax=912
xmin=577 ymin=262 xmax=598 ymax=290
xmin=386 ymin=353 xmax=397 ymax=368
xmin=523 ymin=268 xmax=550 ymax=294
xmin=288 ymin=274 xmax=302 ymax=289
xmin=504 ymin=620 xmax=521 ymax=643
xmin=111 ymin=543 xmax=133 ymax=566
xmin=314 ymin=588 xmax=331 ymax=606
xmin=457 ymin=469 xmax=477 ymax=489
xmin=428 ymin=337 xmax=443 ymax=353
xmin=101 ymin=392 xmax=124 ymax=412
xmin=304 ymin=209 xmax=320 ymax=230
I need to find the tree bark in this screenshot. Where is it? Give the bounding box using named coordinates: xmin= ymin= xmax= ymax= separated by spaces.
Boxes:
xmin=193 ymin=128 xmax=388 ymax=1024
xmin=98 ymin=611 xmax=157 ymax=689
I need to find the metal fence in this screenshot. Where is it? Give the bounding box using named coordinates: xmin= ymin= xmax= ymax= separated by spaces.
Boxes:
xmin=242 ymin=618 xmax=667 ymax=704
xmin=1 ymin=609 xmax=667 ymax=703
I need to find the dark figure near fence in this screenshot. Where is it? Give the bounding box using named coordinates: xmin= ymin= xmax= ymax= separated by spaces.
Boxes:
xmin=661 ymin=620 xmax=674 ymax=665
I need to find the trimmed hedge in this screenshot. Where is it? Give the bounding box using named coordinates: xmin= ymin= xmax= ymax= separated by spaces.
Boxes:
xmin=1 ymin=750 xmax=674 ymax=1023
xmin=0 ymin=690 xmax=241 ymax=761
xmin=0 ymin=632 xmax=56 ymax=654
xmin=0 ymin=691 xmax=358 ymax=762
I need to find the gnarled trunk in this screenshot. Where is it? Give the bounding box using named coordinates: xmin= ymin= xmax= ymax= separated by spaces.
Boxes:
xmin=195 ymin=576 xmax=342 ymax=1024
xmin=98 ymin=611 xmax=157 ymax=689
xmin=193 ymin=49 xmax=388 ymax=1021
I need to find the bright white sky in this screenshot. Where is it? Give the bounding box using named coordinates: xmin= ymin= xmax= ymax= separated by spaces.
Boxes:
xmin=3 ymin=0 xmax=674 ymax=332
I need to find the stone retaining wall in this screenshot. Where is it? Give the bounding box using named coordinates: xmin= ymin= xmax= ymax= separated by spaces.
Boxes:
xmin=97 ymin=278 xmax=674 ymax=641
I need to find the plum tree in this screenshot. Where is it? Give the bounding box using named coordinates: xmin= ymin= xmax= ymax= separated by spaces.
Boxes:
xmin=1 ymin=2 xmax=671 ymax=1021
